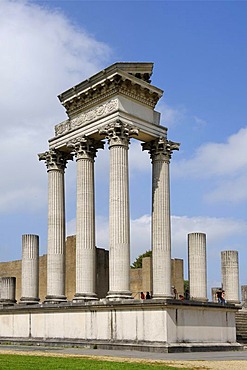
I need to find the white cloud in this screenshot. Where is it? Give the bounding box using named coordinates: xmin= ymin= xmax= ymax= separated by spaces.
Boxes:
xmin=0 ymin=0 xmax=111 ymax=213
xmin=67 ymin=212 xmax=247 ymax=264
xmin=193 ymin=115 xmax=207 ymax=129
xmin=173 ymin=126 xmax=247 ymax=203
xmin=174 ymin=127 xmax=247 ymax=178
xmin=157 ymin=102 xmax=185 ymax=127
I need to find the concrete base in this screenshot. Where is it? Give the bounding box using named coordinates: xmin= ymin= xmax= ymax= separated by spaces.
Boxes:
xmin=0 ymin=299 xmax=241 ymax=353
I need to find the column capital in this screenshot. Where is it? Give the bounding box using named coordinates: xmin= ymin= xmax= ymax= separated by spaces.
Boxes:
xmin=67 ymin=136 xmax=104 ymax=161
xmin=38 ymin=149 xmax=73 ymax=172
xmin=142 ymin=137 xmax=180 ymax=162
xmin=99 ymin=119 xmax=138 ymax=148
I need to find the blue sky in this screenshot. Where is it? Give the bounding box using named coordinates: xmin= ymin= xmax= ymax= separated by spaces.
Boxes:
xmin=1 ymin=0 xmax=247 ymax=297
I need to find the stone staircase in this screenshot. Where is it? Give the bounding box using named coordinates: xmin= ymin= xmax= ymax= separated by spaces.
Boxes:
xmin=236 ymin=309 xmax=247 ymax=343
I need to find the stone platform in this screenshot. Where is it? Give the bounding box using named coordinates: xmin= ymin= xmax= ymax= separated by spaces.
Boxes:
xmin=0 ymin=299 xmax=242 ymax=353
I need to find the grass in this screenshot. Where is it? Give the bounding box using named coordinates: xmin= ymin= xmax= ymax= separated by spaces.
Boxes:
xmin=0 ymin=353 xmax=194 ymax=370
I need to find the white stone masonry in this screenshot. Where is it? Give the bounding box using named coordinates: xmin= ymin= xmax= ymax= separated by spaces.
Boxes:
xmin=221 ymin=250 xmax=240 ymax=304
xmin=143 ymin=137 xmax=179 ymax=299
xmin=39 ymin=150 xmax=72 ymax=303
xmin=100 ymin=120 xmax=138 ymax=300
xmin=0 ymin=277 xmax=16 ymax=304
xmin=68 ymin=137 xmax=104 ymax=301
xmin=20 ymin=234 xmax=39 ymax=304
xmin=188 ymin=232 xmax=208 ymax=301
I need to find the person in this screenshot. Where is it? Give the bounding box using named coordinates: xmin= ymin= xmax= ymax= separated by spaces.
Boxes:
xmin=216 ymin=289 xmax=225 ymax=304
xmin=179 ymin=294 xmax=184 ymax=300
xmin=221 ymin=290 xmax=226 ymax=305
xmin=172 ymin=286 xmax=177 ymax=299
xmin=140 ymin=292 xmax=145 ymax=299
xmin=185 ymin=289 xmax=190 ymax=300
xmin=146 ymin=291 xmax=151 ymax=299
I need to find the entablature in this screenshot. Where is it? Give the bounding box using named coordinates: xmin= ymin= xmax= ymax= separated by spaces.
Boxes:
xmin=58 ymin=63 xmax=163 ymax=118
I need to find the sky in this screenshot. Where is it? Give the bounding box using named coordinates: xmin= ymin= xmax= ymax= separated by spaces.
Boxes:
xmin=1 ymin=0 xmax=247 ymax=298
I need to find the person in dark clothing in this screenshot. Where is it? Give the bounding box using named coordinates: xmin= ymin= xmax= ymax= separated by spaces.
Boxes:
xmin=185 ymin=289 xmax=190 ymax=300
xmin=216 ymin=289 xmax=225 ymax=304
xmin=146 ymin=292 xmax=151 ymax=299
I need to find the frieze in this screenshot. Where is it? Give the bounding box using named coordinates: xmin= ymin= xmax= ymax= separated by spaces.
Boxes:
xmin=55 ymin=99 xmax=118 ymax=137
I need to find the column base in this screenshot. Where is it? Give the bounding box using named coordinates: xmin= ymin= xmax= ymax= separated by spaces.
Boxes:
xmin=19 ymin=297 xmax=40 ymax=305
xmin=44 ymin=295 xmax=67 ymax=304
xmin=106 ymin=291 xmax=133 ymax=301
xmin=0 ymin=299 xmax=16 ymax=306
xmin=152 ymin=294 xmax=173 ymax=300
xmin=190 ymin=297 xmax=208 ymax=302
xmin=73 ymin=293 xmax=98 ymax=303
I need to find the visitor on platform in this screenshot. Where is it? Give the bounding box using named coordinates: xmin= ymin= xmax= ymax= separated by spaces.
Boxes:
xmin=146 ymin=292 xmax=151 ymax=299
xmin=185 ymin=289 xmax=190 ymax=300
xmin=172 ymin=286 xmax=177 ymax=299
xmin=140 ymin=292 xmax=145 ymax=299
xmin=216 ymin=289 xmax=225 ymax=304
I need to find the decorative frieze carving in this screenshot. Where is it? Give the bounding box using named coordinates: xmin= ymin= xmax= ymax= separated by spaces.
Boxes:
xmin=55 ymin=99 xmax=118 ymax=137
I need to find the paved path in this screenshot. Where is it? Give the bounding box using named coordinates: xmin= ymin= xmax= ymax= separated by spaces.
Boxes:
xmin=0 ymin=344 xmax=247 ymax=361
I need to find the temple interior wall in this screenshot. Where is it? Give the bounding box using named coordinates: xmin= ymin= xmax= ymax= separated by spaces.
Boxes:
xmin=0 ymin=236 xmax=184 ymax=302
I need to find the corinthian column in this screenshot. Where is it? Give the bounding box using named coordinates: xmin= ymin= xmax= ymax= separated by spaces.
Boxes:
xmin=143 ymin=137 xmax=179 ymax=299
xmin=20 ymin=234 xmax=39 ymax=304
xmin=100 ymin=120 xmax=138 ymax=300
xmin=39 ymin=149 xmax=72 ymax=303
xmin=68 ymin=136 xmax=104 ymax=302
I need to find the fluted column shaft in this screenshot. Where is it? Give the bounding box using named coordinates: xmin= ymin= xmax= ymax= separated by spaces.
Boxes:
xmin=68 ymin=137 xmax=103 ymax=301
xmin=221 ymin=250 xmax=240 ymax=304
xmin=100 ymin=120 xmax=138 ymax=299
xmin=188 ymin=232 xmax=207 ymax=301
xmin=20 ymin=234 xmax=39 ymax=304
xmin=39 ymin=150 xmax=72 ymax=303
xmin=143 ymin=138 xmax=179 ymax=299
xmin=0 ymin=277 xmax=16 ymax=304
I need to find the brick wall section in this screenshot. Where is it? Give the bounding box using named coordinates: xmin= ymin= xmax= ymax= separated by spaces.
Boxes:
xmin=0 ymin=238 xmax=183 ymax=302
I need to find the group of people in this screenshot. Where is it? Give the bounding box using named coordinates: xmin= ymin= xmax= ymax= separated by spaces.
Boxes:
xmin=140 ymin=292 xmax=151 ymax=300
xmin=172 ymin=286 xmax=190 ymax=301
xmin=216 ymin=288 xmax=226 ymax=304
xmin=140 ymin=287 xmax=226 ymax=303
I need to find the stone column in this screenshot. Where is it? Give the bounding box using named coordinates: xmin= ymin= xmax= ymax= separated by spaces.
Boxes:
xmin=100 ymin=120 xmax=138 ymax=300
xmin=188 ymin=232 xmax=208 ymax=301
xmin=0 ymin=277 xmax=16 ymax=304
xmin=20 ymin=234 xmax=40 ymax=304
xmin=68 ymin=136 xmax=104 ymax=301
xmin=221 ymin=250 xmax=240 ymax=304
xmin=143 ymin=137 xmax=179 ymax=299
xmin=39 ymin=149 xmax=72 ymax=303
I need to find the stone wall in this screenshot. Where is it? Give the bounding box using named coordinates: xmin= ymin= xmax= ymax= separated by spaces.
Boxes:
xmin=0 ymin=236 xmax=184 ymax=302
xmin=130 ymin=257 xmax=184 ymax=299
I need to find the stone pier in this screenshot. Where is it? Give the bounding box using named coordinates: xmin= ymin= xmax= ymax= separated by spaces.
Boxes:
xmin=20 ymin=234 xmax=40 ymax=304
xmin=188 ymin=232 xmax=208 ymax=301
xmin=221 ymin=250 xmax=240 ymax=304
xmin=0 ymin=277 xmax=16 ymax=305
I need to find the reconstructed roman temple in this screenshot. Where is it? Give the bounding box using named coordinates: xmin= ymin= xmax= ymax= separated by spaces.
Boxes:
xmin=0 ymin=63 xmax=242 ymax=352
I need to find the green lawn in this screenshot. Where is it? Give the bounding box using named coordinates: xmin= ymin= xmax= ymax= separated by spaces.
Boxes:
xmin=0 ymin=354 xmax=194 ymax=370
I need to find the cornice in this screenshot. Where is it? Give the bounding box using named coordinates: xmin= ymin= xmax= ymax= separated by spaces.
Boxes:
xmin=59 ymin=69 xmax=163 ymax=119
